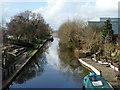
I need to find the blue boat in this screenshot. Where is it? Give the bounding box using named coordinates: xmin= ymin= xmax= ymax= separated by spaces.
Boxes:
xmin=83 ymin=72 xmax=114 ymax=89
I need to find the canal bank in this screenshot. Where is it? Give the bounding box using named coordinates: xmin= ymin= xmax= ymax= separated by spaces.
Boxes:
xmin=78 ymin=58 xmax=120 ymax=89
xmin=2 ymin=39 xmax=48 ymax=89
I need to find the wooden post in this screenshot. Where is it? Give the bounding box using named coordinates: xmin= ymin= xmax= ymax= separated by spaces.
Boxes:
xmin=14 ymin=64 xmax=15 ymax=70
xmin=11 ymin=66 xmax=13 ymax=73
xmin=8 ymin=69 xmax=9 ymax=76
xmin=3 ymin=72 xmax=5 ymax=80
xmin=100 ymin=70 xmax=102 ymax=77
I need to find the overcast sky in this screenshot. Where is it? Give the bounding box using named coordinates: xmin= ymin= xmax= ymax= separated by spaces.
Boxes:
xmin=1 ymin=0 xmax=120 ymax=30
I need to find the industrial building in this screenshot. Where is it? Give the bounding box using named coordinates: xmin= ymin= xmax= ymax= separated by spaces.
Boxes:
xmin=88 ymin=18 xmax=120 ymax=34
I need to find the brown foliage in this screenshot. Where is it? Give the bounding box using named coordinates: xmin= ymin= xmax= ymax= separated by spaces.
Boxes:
xmin=58 ymin=19 xmax=103 ymax=52
xmin=58 ymin=19 xmax=85 ymax=48
xmin=7 ymin=10 xmax=52 ymax=43
xmin=116 ymin=34 xmax=120 ymax=46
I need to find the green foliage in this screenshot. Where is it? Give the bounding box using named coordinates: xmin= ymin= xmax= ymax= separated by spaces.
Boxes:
xmin=29 ymin=43 xmax=44 ymax=57
xmin=102 ymin=19 xmax=114 ymax=43
xmin=29 ymin=49 xmax=38 ymax=57
xmin=102 ymin=56 xmax=106 ymax=59
xmin=112 ymin=55 xmax=119 ymax=59
xmin=8 ymin=38 xmax=34 ymax=48
xmin=117 ymin=62 xmax=119 ymax=65
xmin=31 ymin=38 xmax=41 ymax=47
xmin=39 ymin=44 xmax=43 ymax=48
xmin=40 ymin=36 xmax=48 ymax=40
xmin=8 ymin=37 xmax=47 ymax=48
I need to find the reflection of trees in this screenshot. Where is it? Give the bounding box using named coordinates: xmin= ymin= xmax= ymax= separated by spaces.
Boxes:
xmin=58 ymin=43 xmax=89 ymax=83
xmin=14 ymin=43 xmax=49 ymax=84
xmin=58 ymin=43 xmax=79 ymax=69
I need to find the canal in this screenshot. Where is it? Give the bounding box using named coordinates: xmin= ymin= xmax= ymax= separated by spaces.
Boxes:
xmin=10 ymin=37 xmax=89 ymax=88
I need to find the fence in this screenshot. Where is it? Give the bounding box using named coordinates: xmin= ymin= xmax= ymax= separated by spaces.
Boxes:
xmin=2 ymin=64 xmax=16 ymax=80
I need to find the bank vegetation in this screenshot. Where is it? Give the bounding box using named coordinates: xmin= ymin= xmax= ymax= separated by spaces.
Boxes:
xmin=58 ymin=18 xmax=120 ymax=66
xmin=2 ymin=10 xmax=52 ymax=47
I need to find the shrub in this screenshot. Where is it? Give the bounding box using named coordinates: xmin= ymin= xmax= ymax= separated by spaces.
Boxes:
xmin=9 ymin=39 xmax=34 ymax=47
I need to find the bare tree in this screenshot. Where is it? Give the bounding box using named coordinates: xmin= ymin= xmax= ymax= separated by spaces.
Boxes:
xmin=7 ymin=10 xmax=52 ymax=43
xmin=58 ymin=19 xmax=103 ymax=53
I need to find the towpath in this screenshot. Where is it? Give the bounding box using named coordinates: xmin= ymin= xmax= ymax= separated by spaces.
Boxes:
xmin=82 ymin=57 xmax=120 ymax=88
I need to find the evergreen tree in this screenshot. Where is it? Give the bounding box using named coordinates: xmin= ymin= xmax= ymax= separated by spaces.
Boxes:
xmin=102 ymin=19 xmax=114 ymax=43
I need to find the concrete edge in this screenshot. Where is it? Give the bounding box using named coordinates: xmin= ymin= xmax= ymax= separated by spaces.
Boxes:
xmin=78 ymin=58 xmax=113 ymax=89
xmin=29 ymin=39 xmax=48 ymax=58
xmin=78 ymin=58 xmax=100 ymax=75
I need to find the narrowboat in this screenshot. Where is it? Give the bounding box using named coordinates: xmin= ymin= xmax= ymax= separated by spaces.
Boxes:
xmin=83 ymin=72 xmax=114 ymax=89
xmin=48 ymin=35 xmax=54 ymax=41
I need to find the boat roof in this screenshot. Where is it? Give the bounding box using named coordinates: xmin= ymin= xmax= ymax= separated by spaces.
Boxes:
xmin=85 ymin=75 xmax=113 ymax=89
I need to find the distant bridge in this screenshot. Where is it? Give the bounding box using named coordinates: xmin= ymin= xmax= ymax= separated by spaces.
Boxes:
xmin=51 ymin=31 xmax=58 ymax=37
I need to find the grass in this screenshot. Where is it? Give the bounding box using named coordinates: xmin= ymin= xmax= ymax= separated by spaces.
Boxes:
xmin=8 ymin=36 xmax=48 ymax=48
xmin=40 ymin=36 xmax=48 ymax=40
xmin=8 ymin=38 xmax=34 ymax=48
xmin=39 ymin=44 xmax=43 ymax=48
xmin=29 ymin=49 xmax=38 ymax=57
xmin=8 ymin=36 xmax=48 ymax=57
xmin=81 ymin=49 xmax=90 ymax=53
xmin=29 ymin=43 xmax=44 ymax=57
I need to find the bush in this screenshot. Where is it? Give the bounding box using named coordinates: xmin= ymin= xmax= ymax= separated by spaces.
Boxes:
xmin=29 ymin=43 xmax=44 ymax=57
xmin=9 ymin=39 xmax=34 ymax=47
xmin=29 ymin=49 xmax=38 ymax=57
xmin=102 ymin=56 xmax=105 ymax=59
xmin=112 ymin=55 xmax=119 ymax=59
xmin=117 ymin=62 xmax=119 ymax=65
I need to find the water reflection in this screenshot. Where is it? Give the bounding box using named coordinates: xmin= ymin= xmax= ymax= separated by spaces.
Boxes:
xmin=58 ymin=38 xmax=89 ymax=84
xmin=13 ymin=43 xmax=49 ymax=84
xmin=45 ymin=38 xmax=60 ymax=70
xmin=10 ymin=37 xmax=89 ymax=88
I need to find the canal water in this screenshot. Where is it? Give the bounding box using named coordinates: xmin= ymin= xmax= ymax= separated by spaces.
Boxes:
xmin=10 ymin=37 xmax=89 ymax=88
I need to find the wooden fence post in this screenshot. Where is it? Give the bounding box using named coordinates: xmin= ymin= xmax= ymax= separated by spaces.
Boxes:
xmin=11 ymin=66 xmax=13 ymax=73
xmin=3 ymin=72 xmax=5 ymax=80
xmin=14 ymin=64 xmax=15 ymax=70
xmin=8 ymin=69 xmax=9 ymax=76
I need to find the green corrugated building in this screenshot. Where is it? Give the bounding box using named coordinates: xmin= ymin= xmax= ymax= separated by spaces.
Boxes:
xmin=88 ymin=18 xmax=120 ymax=34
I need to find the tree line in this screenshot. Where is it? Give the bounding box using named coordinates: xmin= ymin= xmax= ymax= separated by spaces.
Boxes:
xmin=6 ymin=10 xmax=52 ymax=43
xmin=58 ymin=19 xmax=102 ymax=52
xmin=58 ymin=18 xmax=120 ymax=58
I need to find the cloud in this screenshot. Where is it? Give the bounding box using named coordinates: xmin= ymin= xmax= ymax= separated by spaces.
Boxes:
xmin=43 ymin=0 xmax=66 ymax=30
xmin=33 ymin=7 xmax=43 ymax=13
xmin=2 ymin=0 xmax=119 ymax=30
xmin=2 ymin=7 xmax=20 ymax=25
xmin=33 ymin=0 xmax=119 ymax=30
xmin=46 ymin=38 xmax=60 ymax=69
xmin=1 ymin=0 xmax=97 ymax=3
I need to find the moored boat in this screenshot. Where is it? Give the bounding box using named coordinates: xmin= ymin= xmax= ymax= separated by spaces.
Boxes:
xmin=83 ymin=72 xmax=114 ymax=89
xmin=48 ymin=35 xmax=54 ymax=41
